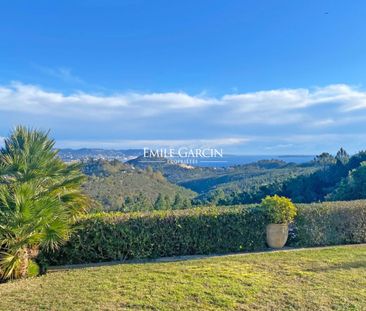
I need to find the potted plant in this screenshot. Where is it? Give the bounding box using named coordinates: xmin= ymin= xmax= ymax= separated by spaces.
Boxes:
xmin=260 ymin=195 xmax=297 ymax=248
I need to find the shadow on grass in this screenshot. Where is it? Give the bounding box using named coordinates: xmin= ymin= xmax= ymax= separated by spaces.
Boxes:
xmin=48 ymin=244 xmax=366 ymax=273
xmin=306 ymin=260 xmax=366 ymax=272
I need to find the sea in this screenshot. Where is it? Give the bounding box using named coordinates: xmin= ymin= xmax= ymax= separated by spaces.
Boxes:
xmin=171 ymin=155 xmax=315 ymax=168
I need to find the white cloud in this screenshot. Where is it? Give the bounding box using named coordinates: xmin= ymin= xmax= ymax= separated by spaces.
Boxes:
xmin=220 ymin=84 xmax=366 ymax=125
xmin=2 ymin=81 xmax=366 ymax=153
xmin=129 ymin=92 xmax=214 ymax=109
xmin=0 ymin=82 xmax=216 ymax=119
xmin=1 ymin=82 xmax=366 ymax=125
xmin=0 ymin=82 xmax=128 ymax=111
xmin=222 ymin=88 xmax=312 ymax=111
xmin=56 ymin=137 xmax=250 ymax=149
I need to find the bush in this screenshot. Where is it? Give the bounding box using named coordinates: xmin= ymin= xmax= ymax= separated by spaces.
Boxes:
xmin=259 ymin=195 xmax=297 ymax=224
xmin=42 ymin=200 xmax=366 ymax=265
xmin=291 ymin=200 xmax=366 ymax=246
xmin=27 ymin=260 xmax=40 ymax=277
xmin=44 ymin=206 xmax=267 ymax=265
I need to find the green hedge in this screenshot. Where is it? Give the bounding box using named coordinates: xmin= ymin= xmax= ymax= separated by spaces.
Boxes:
xmin=292 ymin=200 xmax=366 ymax=246
xmin=44 ymin=201 xmax=366 ymax=265
xmin=45 ymin=206 xmax=266 ymax=265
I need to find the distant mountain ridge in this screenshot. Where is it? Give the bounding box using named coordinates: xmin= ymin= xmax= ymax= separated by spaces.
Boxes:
xmin=58 ymin=148 xmax=143 ymax=162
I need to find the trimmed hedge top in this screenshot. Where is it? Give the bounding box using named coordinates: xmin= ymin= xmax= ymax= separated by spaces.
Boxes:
xmin=80 ymin=204 xmax=257 ymax=221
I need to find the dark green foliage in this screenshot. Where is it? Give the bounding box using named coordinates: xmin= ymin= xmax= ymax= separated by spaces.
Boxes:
xmin=209 ymin=189 xmax=226 ymax=205
xmin=182 ymin=161 xmax=312 ymax=196
xmin=172 ymin=193 xmax=184 ymax=209
xmin=43 ymin=200 xmax=366 ymax=265
xmin=89 ymin=148 xmax=366 ymax=207
xmin=281 ymin=149 xmax=366 ymax=203
xmin=122 ymin=192 xmax=153 ymax=211
xmin=154 ymin=193 xmax=167 ymax=210
xmin=215 ymin=149 xmax=366 ymax=205
xmin=182 ymin=197 xmax=192 ymax=209
xmin=335 ymin=147 xmax=350 ymax=165
xmin=314 ymin=152 xmax=336 ymax=168
xmin=129 ymin=157 xmax=314 ymax=200
xmin=326 ymin=162 xmax=366 ymax=201
xmin=43 ymin=206 xmax=267 ymax=265
xmin=172 ymin=193 xmax=192 ymax=209
xmin=291 ymin=201 xmax=366 ymax=246
xmin=82 ymin=159 xmax=196 ymax=212
xmin=191 ymin=164 xmax=317 ymax=205
xmin=164 ymin=195 xmax=171 ymax=208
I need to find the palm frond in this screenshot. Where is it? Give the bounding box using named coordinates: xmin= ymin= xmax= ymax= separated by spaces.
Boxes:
xmin=0 ymin=126 xmax=90 ymax=279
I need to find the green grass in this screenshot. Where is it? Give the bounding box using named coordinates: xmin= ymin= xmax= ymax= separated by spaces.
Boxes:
xmin=1 ymin=245 xmax=366 ymax=311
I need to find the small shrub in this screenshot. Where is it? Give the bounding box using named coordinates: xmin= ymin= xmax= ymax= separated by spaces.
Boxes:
xmin=27 ymin=260 xmax=40 ymax=277
xmin=259 ymin=195 xmax=297 ymax=224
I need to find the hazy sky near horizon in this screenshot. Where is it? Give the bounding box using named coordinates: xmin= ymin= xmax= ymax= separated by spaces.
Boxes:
xmin=1 ymin=1 xmax=366 ymax=154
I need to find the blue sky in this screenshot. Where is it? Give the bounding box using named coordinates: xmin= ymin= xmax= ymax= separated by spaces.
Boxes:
xmin=1 ymin=1 xmax=366 ymax=154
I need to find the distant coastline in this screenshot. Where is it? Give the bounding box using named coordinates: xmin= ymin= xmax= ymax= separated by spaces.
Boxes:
xmin=57 ymin=148 xmax=315 ymax=167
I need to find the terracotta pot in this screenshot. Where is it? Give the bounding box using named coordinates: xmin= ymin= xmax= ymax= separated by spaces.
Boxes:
xmin=266 ymin=224 xmax=288 ymax=248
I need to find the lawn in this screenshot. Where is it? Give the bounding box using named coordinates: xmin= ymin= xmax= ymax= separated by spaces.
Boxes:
xmin=1 ymin=245 xmax=365 ymax=311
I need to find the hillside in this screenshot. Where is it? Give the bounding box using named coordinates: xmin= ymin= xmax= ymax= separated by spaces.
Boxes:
xmin=128 ymin=156 xmax=318 ymax=203
xmin=128 ymin=150 xmax=366 ymax=204
xmin=127 ymin=155 xmax=221 ymax=184
xmin=81 ymin=149 xmax=366 ymax=209
xmin=81 ymin=159 xmax=196 ymax=212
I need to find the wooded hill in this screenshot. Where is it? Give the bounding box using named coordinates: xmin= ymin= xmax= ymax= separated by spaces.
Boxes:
xmin=81 ymin=159 xmax=196 ymax=212
xmin=83 ymin=148 xmax=366 ymax=211
xmin=127 ymin=149 xmax=366 ymax=205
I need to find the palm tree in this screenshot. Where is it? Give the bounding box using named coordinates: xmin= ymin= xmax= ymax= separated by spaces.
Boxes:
xmin=0 ymin=126 xmax=89 ymax=279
